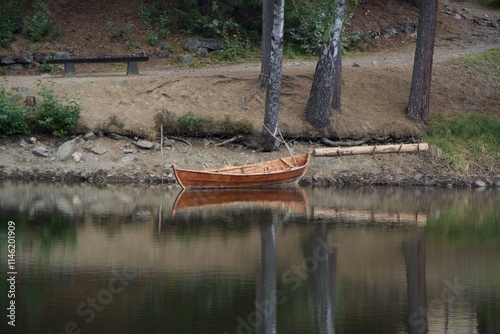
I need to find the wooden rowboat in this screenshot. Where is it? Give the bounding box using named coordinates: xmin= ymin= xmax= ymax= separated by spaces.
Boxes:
xmin=172 ymin=153 xmax=310 ymax=189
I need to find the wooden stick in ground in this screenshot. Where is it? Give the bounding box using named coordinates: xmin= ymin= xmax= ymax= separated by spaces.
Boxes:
xmin=314 ymin=143 xmax=429 ymax=156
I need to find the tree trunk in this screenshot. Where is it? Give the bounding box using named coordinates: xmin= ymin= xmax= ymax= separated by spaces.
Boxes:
xmin=332 ymin=0 xmax=345 ymax=112
xmin=261 ymin=0 xmax=284 ymax=152
xmin=305 ymin=0 xmax=346 ymax=128
xmin=257 ymin=0 xmax=274 ymax=89
xmin=407 ymin=0 xmax=438 ymax=124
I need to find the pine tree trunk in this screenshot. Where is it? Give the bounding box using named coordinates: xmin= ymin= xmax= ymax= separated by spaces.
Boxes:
xmin=407 ymin=0 xmax=438 ymax=124
xmin=305 ymin=0 xmax=346 ymax=128
xmin=258 ymin=0 xmax=274 ymax=89
xmin=261 ymin=0 xmax=284 ymax=152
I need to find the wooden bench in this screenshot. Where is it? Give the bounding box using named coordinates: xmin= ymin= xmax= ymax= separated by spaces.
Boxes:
xmin=44 ymin=56 xmax=149 ymax=77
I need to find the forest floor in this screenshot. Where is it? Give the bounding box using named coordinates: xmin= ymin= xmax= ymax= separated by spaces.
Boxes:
xmin=0 ymin=0 xmax=499 ymax=187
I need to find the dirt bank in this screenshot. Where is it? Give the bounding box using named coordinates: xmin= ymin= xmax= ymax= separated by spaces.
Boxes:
xmin=0 ymin=1 xmax=499 ymax=187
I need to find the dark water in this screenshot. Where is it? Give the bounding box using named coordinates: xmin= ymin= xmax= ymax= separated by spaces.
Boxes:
xmin=0 ymin=181 xmax=499 ymax=334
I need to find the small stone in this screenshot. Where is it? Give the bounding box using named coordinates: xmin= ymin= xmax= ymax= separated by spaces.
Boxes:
xmin=83 ymin=132 xmax=96 ymax=141
xmin=474 ymin=180 xmax=487 ymax=188
xmin=72 ymin=152 xmax=82 ymax=163
xmin=19 ymin=140 xmax=28 ymax=148
xmin=15 ymin=50 xmax=34 ymax=64
xmin=413 ymin=173 xmax=423 ymax=181
xmin=178 ymin=55 xmax=193 ymax=64
xmin=134 ymin=140 xmax=154 ymax=149
xmin=153 ymin=142 xmax=161 ymax=150
xmin=91 ymin=146 xmax=108 ymax=155
xmin=0 ymin=56 xmax=15 ymax=65
xmin=108 ymin=133 xmax=129 ymax=140
xmin=55 ymin=138 xmax=79 ymax=161
xmin=454 ymin=13 xmax=462 ymax=20
xmin=29 ymin=137 xmax=37 ymax=144
xmin=33 ymin=146 xmax=49 ymax=157
xmin=123 ymin=148 xmax=135 ymax=154
xmin=352 ymin=63 xmax=361 ymax=68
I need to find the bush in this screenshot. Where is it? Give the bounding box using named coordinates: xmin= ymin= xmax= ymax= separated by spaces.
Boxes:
xmin=178 ymin=111 xmax=213 ymax=135
xmin=24 ymin=1 xmax=52 ymax=42
xmin=0 ymin=88 xmax=30 ymax=136
xmin=35 ymin=82 xmax=81 ymax=137
xmin=0 ymin=0 xmax=23 ymax=47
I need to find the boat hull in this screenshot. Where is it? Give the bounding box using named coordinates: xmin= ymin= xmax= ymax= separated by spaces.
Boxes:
xmin=172 ymin=153 xmax=310 ymax=189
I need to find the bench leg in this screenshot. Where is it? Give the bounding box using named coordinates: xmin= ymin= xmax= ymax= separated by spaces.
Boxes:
xmin=64 ymin=63 xmax=76 ymax=77
xmin=127 ymin=61 xmax=139 ymax=75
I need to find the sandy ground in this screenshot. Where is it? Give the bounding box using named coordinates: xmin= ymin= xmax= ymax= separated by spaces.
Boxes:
xmin=0 ymin=0 xmax=499 ymax=187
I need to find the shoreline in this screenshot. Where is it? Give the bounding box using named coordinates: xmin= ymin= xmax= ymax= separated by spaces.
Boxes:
xmin=1 ymin=135 xmax=498 ymax=189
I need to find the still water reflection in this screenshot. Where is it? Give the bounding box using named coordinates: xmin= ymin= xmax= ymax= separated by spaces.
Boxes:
xmin=0 ymin=181 xmax=498 ymax=334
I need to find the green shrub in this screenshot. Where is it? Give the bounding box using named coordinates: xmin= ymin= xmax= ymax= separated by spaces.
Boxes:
xmin=0 ymin=88 xmax=30 ymax=136
xmin=35 ymin=82 xmax=81 ymax=137
xmin=0 ymin=0 xmax=23 ymax=47
xmin=178 ymin=111 xmax=213 ymax=134
xmin=24 ymin=1 xmax=52 ymax=42
xmin=137 ymin=1 xmax=170 ymax=41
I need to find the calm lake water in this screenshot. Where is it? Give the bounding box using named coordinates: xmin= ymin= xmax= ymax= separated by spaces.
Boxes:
xmin=0 ymin=181 xmax=499 ymax=334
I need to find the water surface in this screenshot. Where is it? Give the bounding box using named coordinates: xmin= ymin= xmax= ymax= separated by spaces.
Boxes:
xmin=0 ymin=182 xmax=498 ymax=333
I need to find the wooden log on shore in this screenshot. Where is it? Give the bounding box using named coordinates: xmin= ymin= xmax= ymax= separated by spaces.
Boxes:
xmin=314 ymin=143 xmax=429 ymax=157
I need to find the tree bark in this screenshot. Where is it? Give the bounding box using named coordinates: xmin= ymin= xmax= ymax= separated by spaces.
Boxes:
xmin=261 ymin=0 xmax=285 ymax=152
xmin=305 ymin=0 xmax=346 ymax=128
xmin=257 ymin=0 xmax=274 ymax=89
xmin=407 ymin=0 xmax=438 ymax=124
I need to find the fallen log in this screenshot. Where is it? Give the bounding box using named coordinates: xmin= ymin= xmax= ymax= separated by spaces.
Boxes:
xmin=314 ymin=143 xmax=429 ymax=156
xmin=320 ymin=137 xmax=368 ymax=147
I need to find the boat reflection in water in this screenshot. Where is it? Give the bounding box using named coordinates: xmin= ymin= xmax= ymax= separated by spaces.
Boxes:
xmin=172 ymin=186 xmax=310 ymax=219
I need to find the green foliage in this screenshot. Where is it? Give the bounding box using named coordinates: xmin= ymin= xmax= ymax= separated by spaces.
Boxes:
xmin=220 ymin=115 xmax=253 ymax=134
xmin=178 ymin=111 xmax=214 ymax=135
xmin=0 ymin=0 xmax=23 ymax=47
xmin=477 ymin=0 xmax=500 ymax=8
xmin=40 ymin=63 xmax=54 ymax=73
xmin=424 ymin=113 xmax=500 ymax=171
xmin=214 ymin=27 xmax=253 ymax=62
xmin=137 ymin=1 xmax=170 ymax=43
xmin=106 ymin=21 xmax=133 ymax=41
xmin=0 ymin=88 xmax=30 ymax=136
xmin=456 ymin=47 xmax=500 ymax=84
xmin=285 ymin=0 xmax=340 ymax=55
xmin=34 ymin=81 xmax=82 ymax=137
xmin=24 ymin=1 xmax=52 ymax=42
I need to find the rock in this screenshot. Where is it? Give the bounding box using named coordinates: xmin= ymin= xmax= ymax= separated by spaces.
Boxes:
xmin=91 ymin=146 xmax=108 ymax=155
xmin=158 ymin=50 xmax=170 ymax=59
xmin=454 ymin=13 xmax=462 ymax=20
xmin=153 ymin=142 xmax=161 ymax=150
xmin=123 ymin=149 xmax=135 ymax=154
xmin=108 ymin=133 xmax=129 ymax=140
xmin=474 ymin=180 xmax=487 ymax=188
xmin=15 ymin=51 xmax=34 ymax=64
xmin=134 ymin=140 xmax=154 ymax=149
xmin=72 ymin=152 xmax=82 ymax=162
xmin=158 ymin=41 xmax=173 ymax=50
xmin=83 ymin=132 xmax=96 ymax=141
xmin=0 ymin=56 xmax=15 ymax=65
xmin=413 ymin=173 xmax=423 ymax=181
xmin=55 ymin=138 xmax=79 ymax=161
xmin=197 ymin=47 xmax=209 ymax=57
xmin=352 ymin=63 xmax=361 ymax=68
xmin=34 ymin=53 xmax=52 ymax=62
xmin=400 ymin=22 xmax=415 ymax=34
xmin=182 ymin=37 xmax=224 ymax=51
xmin=178 ymin=55 xmax=193 ymax=64
xmin=19 ymin=140 xmax=29 ymax=148
xmin=53 ymin=52 xmax=70 ymax=59
xmin=384 ymin=28 xmax=398 ymax=38
xmin=120 ymin=155 xmax=135 ymax=164
xmin=33 ymin=146 xmax=49 ymax=157
xmin=29 ymin=137 xmax=37 ymax=144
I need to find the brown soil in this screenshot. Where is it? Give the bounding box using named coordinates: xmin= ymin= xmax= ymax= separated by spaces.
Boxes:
xmin=0 ymin=0 xmax=499 ymax=187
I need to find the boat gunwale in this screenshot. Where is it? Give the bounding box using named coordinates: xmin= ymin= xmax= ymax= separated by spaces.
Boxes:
xmin=172 ymin=153 xmax=310 ymax=177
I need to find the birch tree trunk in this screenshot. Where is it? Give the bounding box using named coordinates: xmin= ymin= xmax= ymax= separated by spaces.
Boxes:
xmin=305 ymin=0 xmax=346 ymax=128
xmin=261 ymin=0 xmax=285 ymax=152
xmin=407 ymin=0 xmax=438 ymax=124
xmin=257 ymin=0 xmax=274 ymax=89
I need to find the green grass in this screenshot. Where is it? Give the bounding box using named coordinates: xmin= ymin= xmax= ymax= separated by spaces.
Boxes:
xmin=452 ymin=47 xmax=500 ymax=84
xmin=424 ymin=113 xmax=500 ymax=171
